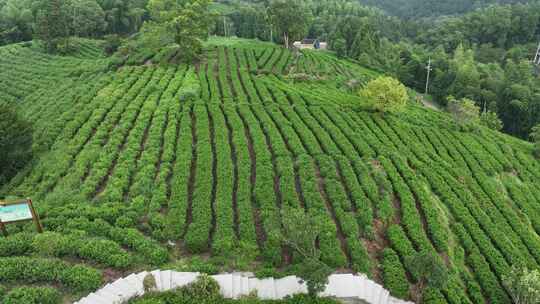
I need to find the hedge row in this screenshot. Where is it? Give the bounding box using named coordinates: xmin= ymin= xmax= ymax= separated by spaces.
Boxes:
xmin=129 ymin=66 xmax=188 ymax=207
xmin=0 ymin=231 xmax=131 ymax=268
xmin=99 ymin=67 xmax=175 ymax=202
xmin=183 ymin=105 xmax=214 ymax=253
xmin=239 ymin=105 xmax=282 ymax=264
xmin=63 ymin=217 xmax=168 ymax=265
xmin=208 ymin=105 xmax=236 ymax=255
xmin=0 ymin=257 xmax=101 ymax=292
xmin=381 ymin=248 xmax=409 ymax=299
xmin=222 ymin=105 xmax=258 ymax=248
xmin=58 ymin=67 xmax=159 ymax=202
xmin=167 ymin=108 xmax=194 ymax=239
xmin=2 ymin=286 xmax=61 ymax=304
xmin=18 ymin=67 xmax=142 ymax=199
xmin=149 ymin=68 xmax=190 ymax=215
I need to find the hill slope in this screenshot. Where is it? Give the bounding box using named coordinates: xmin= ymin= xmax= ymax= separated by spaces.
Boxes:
xmin=1 ymin=38 xmax=540 ymax=303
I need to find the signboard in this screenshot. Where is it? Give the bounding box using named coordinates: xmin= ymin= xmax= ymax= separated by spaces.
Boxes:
xmin=0 ymin=198 xmax=43 ymax=236
xmin=0 ymin=202 xmax=33 ymax=223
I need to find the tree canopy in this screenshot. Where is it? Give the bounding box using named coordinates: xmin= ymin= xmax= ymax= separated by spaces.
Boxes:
xmin=143 ymin=0 xmax=213 ymax=62
xmin=268 ymin=0 xmax=310 ymax=49
xmin=447 ymin=96 xmax=480 ymax=129
xmin=360 ymin=76 xmax=408 ymax=113
xmin=502 ymin=265 xmax=540 ymax=304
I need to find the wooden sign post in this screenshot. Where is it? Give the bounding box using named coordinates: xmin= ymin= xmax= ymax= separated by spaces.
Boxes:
xmin=0 ymin=198 xmax=43 ymax=236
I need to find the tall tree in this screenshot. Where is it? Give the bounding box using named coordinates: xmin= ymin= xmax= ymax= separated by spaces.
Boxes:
xmin=35 ymin=0 xmax=70 ymax=53
xmin=68 ymin=0 xmax=106 ymax=37
xmin=0 ymin=0 xmax=34 ymax=44
xmin=145 ymin=0 xmax=213 ymax=62
xmin=268 ymin=0 xmax=310 ymax=49
xmin=98 ymin=0 xmax=147 ymax=34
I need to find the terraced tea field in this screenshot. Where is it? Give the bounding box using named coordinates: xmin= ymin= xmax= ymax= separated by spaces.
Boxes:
xmin=1 ymin=38 xmax=540 ymax=303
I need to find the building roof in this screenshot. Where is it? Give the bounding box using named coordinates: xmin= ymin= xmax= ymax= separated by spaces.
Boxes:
xmin=301 ymin=39 xmax=316 ymax=45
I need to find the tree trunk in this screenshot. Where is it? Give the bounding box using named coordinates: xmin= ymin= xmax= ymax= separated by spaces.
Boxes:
xmin=284 ymin=33 xmax=289 ymax=49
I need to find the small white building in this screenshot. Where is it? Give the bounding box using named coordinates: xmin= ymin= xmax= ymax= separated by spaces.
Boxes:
xmin=293 ymin=39 xmax=328 ymax=50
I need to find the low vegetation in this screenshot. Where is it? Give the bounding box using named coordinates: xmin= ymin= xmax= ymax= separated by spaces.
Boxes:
xmin=0 ymin=37 xmax=539 ymax=304
xmin=0 ymin=102 xmax=33 ymax=185
xmin=130 ymin=275 xmax=340 ymax=304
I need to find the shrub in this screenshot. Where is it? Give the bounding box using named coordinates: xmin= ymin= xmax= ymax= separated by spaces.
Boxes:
xmin=381 ymin=248 xmax=409 ymax=299
xmin=103 ymin=35 xmax=122 ymax=55
xmin=447 ymin=96 xmax=480 ymax=129
xmin=503 ymin=265 xmax=540 ymax=304
xmin=406 ymin=251 xmax=449 ymax=291
xmin=422 ymin=287 xmax=446 ymax=304
xmin=0 ymin=101 xmax=33 ymax=185
xmin=79 ymin=239 xmax=132 ymax=268
xmin=0 ymin=232 xmax=34 ymax=256
xmin=143 ymin=273 xmax=157 ymax=292
xmin=109 ymin=227 xmax=168 ymax=265
xmin=0 ymin=284 xmax=6 ymax=300
xmin=359 ymin=76 xmax=408 ymax=113
xmin=61 ymin=265 xmax=102 ymax=292
xmin=0 ymin=257 xmax=102 ymax=292
xmin=3 ymin=287 xmax=61 ymax=304
xmin=480 ymin=111 xmax=503 ymax=131
xmin=531 ymin=124 xmax=540 ymax=159
xmin=32 ymin=231 xmax=131 ymax=268
xmin=32 ymin=232 xmax=73 ymax=257
xmin=181 ymin=274 xmax=221 ymax=299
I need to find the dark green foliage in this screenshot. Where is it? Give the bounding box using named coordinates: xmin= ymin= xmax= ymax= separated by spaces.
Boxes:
xmin=406 ymin=251 xmax=448 ymax=289
xmin=531 ymin=124 xmax=540 ymax=158
xmin=381 ymin=248 xmax=409 ymax=299
xmin=0 ymin=257 xmax=101 ymax=292
xmin=3 ymin=286 xmax=61 ymax=304
xmin=421 ymin=287 xmax=447 ymax=304
xmin=358 ymin=0 xmax=526 ymax=18
xmin=279 ymin=207 xmax=332 ymax=296
xmin=268 ymin=0 xmax=310 ymax=49
xmin=103 ymin=34 xmax=122 ymax=55
xmin=109 ymin=227 xmax=169 ymax=265
xmin=34 ymin=0 xmax=70 ymax=53
xmin=0 ymin=232 xmax=33 ymax=256
xmin=0 ymin=102 xmax=33 ymax=186
xmin=25 ymin=230 xmax=133 ymax=268
xmin=143 ymin=0 xmax=214 ymax=63
xmin=130 ymin=275 xmax=340 ymax=303
xmin=61 ymin=264 xmax=103 ymax=292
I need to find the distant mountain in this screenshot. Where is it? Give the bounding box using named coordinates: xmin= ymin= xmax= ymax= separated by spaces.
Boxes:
xmin=357 ymin=0 xmax=531 ymax=18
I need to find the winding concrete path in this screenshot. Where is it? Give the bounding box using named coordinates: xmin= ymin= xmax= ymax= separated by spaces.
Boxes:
xmin=75 ymin=271 xmax=414 ymax=304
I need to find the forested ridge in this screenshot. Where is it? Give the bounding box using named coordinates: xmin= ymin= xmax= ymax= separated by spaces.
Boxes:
xmin=358 ymin=0 xmax=530 ymax=18
xmin=1 ymin=0 xmax=540 ymax=304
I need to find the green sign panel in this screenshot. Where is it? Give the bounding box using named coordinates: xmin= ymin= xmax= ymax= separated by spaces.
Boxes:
xmin=0 ymin=202 xmax=33 ymax=223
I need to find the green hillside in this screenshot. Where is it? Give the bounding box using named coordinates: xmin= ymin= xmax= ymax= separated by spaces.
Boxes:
xmin=1 ymin=37 xmax=540 ymax=303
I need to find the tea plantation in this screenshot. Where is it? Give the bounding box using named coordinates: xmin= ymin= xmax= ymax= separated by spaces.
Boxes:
xmin=1 ymin=37 xmax=540 ymax=303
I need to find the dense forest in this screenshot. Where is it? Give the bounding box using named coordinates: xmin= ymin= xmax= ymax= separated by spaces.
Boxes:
xmin=358 ymin=0 xmax=531 ymax=18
